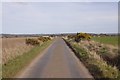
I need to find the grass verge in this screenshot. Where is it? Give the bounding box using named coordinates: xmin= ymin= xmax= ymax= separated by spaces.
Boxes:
xmin=63 ymin=39 xmax=118 ymax=79
xmin=2 ymin=40 xmax=53 ymax=78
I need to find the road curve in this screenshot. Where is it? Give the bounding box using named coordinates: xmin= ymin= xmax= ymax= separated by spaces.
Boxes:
xmin=16 ymin=38 xmax=93 ymax=78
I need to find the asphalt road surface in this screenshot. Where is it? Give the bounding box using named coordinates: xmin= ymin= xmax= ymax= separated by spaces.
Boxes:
xmin=16 ymin=38 xmax=93 ymax=78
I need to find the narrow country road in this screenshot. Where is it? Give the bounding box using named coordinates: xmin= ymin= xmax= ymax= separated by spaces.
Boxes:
xmin=16 ymin=38 xmax=93 ymax=78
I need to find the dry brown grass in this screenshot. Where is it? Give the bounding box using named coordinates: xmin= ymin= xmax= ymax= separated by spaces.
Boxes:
xmin=2 ymin=37 xmax=34 ymax=64
xmin=79 ymin=40 xmax=118 ymax=58
xmin=68 ymin=40 xmax=118 ymax=78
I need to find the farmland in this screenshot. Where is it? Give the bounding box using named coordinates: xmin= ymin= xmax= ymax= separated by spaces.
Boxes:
xmin=1 ymin=33 xmax=119 ymax=79
xmin=2 ymin=37 xmax=34 ymax=64
xmin=92 ymin=36 xmax=119 ymax=46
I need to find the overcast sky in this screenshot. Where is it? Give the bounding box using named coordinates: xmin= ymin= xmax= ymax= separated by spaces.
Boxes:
xmin=2 ymin=2 xmax=118 ymax=34
xmin=1 ymin=0 xmax=119 ymax=2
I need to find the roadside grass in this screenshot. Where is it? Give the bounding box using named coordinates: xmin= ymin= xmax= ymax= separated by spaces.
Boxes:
xmin=92 ymin=36 xmax=120 ymax=73
xmin=92 ymin=36 xmax=118 ymax=46
xmin=73 ymin=43 xmax=118 ymax=78
xmin=2 ymin=38 xmax=33 ymax=64
xmin=2 ymin=40 xmax=53 ymax=78
xmin=64 ymin=39 xmax=118 ymax=79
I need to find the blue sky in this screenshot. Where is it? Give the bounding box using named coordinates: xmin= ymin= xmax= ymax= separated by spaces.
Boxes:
xmin=2 ymin=2 xmax=118 ymax=34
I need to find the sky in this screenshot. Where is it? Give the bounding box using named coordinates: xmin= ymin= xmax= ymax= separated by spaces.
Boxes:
xmin=1 ymin=0 xmax=120 ymax=2
xmin=2 ymin=2 xmax=118 ymax=34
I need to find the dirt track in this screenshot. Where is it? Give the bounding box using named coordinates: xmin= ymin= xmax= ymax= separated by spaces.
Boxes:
xmin=16 ymin=38 xmax=93 ymax=78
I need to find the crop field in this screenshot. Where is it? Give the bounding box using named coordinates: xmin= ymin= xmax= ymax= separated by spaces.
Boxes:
xmin=2 ymin=37 xmax=34 ymax=64
xmin=92 ymin=36 xmax=119 ymax=46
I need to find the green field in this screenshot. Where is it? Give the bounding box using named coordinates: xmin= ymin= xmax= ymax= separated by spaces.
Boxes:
xmin=92 ymin=36 xmax=119 ymax=46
